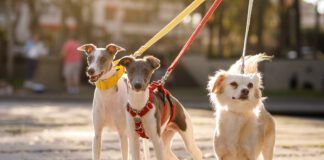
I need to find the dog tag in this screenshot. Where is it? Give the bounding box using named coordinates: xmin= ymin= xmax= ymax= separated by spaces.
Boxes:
xmin=134 ymin=117 xmax=141 ymax=123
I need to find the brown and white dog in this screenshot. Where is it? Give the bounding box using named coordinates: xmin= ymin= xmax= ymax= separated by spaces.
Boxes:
xmin=207 ymin=53 xmax=276 ymax=160
xmin=118 ymin=55 xmax=203 ymax=160
xmin=77 ymin=44 xmax=129 ymax=160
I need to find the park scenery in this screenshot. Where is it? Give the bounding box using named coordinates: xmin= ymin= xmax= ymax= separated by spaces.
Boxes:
xmin=0 ymin=0 xmax=324 ymax=160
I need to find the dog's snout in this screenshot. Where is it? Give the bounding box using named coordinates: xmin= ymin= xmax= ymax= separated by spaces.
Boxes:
xmin=87 ymin=68 xmax=95 ymax=75
xmin=134 ymin=83 xmax=142 ymax=90
xmin=241 ymin=88 xmax=249 ymax=95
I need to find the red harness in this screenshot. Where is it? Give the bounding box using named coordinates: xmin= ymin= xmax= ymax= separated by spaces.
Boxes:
xmin=126 ymin=82 xmax=176 ymax=139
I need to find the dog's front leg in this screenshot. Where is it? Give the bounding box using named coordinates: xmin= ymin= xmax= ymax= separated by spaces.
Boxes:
xmin=129 ymin=133 xmax=140 ymax=160
xmin=92 ymin=125 xmax=103 ymax=160
xmin=127 ymin=116 xmax=141 ymax=160
xmin=262 ymin=131 xmax=275 ymax=160
xmin=151 ymin=136 xmax=165 ymax=160
xmin=92 ymin=103 xmax=104 ymax=160
xmin=118 ymin=131 xmax=129 ymax=160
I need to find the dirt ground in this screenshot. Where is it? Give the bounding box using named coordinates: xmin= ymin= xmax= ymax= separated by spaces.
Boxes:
xmin=0 ymin=101 xmax=324 ymax=160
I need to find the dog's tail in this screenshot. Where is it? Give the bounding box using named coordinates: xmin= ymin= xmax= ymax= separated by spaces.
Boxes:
xmin=142 ymin=139 xmax=150 ymax=160
xmin=228 ymin=53 xmax=273 ymax=74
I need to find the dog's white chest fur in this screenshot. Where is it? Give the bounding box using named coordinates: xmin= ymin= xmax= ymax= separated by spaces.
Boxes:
xmin=214 ymin=105 xmax=274 ymax=160
xmin=92 ymin=78 xmax=128 ymax=130
xmin=216 ymin=109 xmax=260 ymax=142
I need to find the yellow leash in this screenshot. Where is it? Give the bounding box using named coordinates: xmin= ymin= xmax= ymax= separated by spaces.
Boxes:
xmin=133 ymin=0 xmax=205 ymax=57
xmin=106 ymin=0 xmax=206 ymax=90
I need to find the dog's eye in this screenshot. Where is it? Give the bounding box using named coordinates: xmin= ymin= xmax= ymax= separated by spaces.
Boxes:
xmin=100 ymin=57 xmax=107 ymax=64
xmin=230 ymin=82 xmax=238 ymax=89
xmin=247 ymin=83 xmax=253 ymax=89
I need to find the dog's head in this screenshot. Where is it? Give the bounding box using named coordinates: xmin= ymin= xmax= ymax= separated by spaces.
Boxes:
xmin=77 ymin=43 xmax=125 ymax=83
xmin=208 ymin=70 xmax=262 ymax=111
xmin=118 ymin=55 xmax=160 ymax=92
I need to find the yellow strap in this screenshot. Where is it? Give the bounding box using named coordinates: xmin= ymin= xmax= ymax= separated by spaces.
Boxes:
xmin=95 ymin=64 xmax=125 ymax=90
xmin=133 ymin=0 xmax=205 ymax=57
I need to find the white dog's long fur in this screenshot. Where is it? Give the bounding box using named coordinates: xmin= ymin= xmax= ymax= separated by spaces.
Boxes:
xmin=228 ymin=53 xmax=273 ymax=74
xmin=208 ymin=53 xmax=275 ymax=160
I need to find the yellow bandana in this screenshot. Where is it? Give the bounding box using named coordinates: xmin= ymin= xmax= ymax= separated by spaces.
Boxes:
xmin=95 ymin=61 xmax=125 ymax=90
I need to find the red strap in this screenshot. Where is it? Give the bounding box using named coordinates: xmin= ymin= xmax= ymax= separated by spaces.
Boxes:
xmin=168 ymin=103 xmax=176 ymax=124
xmin=167 ymin=0 xmax=223 ymax=74
xmin=160 ymin=103 xmax=168 ymax=124
xmin=152 ymin=83 xmax=175 ymax=125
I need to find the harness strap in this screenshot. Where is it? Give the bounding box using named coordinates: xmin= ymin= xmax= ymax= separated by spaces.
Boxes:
xmin=126 ymin=82 xmax=175 ymax=139
xmin=161 ymin=102 xmax=168 ymax=124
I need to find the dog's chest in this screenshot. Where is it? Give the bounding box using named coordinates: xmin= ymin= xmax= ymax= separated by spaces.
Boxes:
xmin=218 ymin=113 xmax=246 ymax=134
xmin=217 ymin=111 xmax=262 ymax=144
xmin=93 ymin=83 xmax=127 ymax=127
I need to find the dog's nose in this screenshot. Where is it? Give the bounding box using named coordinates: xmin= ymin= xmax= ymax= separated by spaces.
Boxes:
xmin=134 ymin=83 xmax=142 ymax=90
xmin=87 ymin=68 xmax=95 ymax=75
xmin=241 ymin=88 xmax=249 ymax=95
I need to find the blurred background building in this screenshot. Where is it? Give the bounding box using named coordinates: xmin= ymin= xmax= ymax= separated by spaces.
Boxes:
xmin=0 ymin=0 xmax=323 ymax=93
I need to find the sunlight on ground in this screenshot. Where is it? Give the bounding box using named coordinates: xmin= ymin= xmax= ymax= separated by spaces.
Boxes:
xmin=0 ymin=102 xmax=324 ymax=160
xmin=42 ymin=129 xmax=94 ymax=140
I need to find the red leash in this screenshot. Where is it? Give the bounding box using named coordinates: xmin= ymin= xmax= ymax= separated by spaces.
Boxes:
xmin=161 ymin=0 xmax=223 ymax=84
xmin=127 ymin=0 xmax=223 ymax=139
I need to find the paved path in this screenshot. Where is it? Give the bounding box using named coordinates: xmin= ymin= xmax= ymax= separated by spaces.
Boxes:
xmin=0 ymin=101 xmax=324 ymax=160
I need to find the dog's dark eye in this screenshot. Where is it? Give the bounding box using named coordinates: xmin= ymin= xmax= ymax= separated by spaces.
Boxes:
xmin=247 ymin=83 xmax=253 ymax=89
xmin=230 ymin=82 xmax=238 ymax=89
xmin=100 ymin=57 xmax=107 ymax=64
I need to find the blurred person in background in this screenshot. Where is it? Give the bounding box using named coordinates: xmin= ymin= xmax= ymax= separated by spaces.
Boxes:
xmin=23 ymin=33 xmax=48 ymax=92
xmin=61 ymin=34 xmax=82 ymax=94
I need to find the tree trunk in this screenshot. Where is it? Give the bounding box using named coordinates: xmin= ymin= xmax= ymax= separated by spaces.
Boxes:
xmin=256 ymin=0 xmax=267 ymax=52
xmin=5 ymin=0 xmax=14 ymax=79
xmin=279 ymin=0 xmax=289 ymax=57
xmin=315 ymin=1 xmax=320 ymax=59
xmin=27 ymin=0 xmax=40 ymax=32
xmin=293 ymin=0 xmax=302 ymax=58
xmin=218 ymin=5 xmax=224 ymax=57
xmin=207 ymin=24 xmax=214 ymax=57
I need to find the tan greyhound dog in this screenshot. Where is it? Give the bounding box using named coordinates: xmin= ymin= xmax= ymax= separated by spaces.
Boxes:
xmin=118 ymin=55 xmax=202 ymax=160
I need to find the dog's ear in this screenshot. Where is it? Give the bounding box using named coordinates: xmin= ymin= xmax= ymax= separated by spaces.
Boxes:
xmin=118 ymin=56 xmax=134 ymax=68
xmin=211 ymin=70 xmax=227 ymax=94
xmin=106 ymin=43 xmax=126 ymax=56
xmin=144 ymin=56 xmax=160 ymax=70
xmin=77 ymin=44 xmax=96 ymax=55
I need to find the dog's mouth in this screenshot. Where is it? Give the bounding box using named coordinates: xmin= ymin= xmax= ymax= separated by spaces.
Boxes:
xmin=132 ymin=86 xmax=146 ymax=92
xmin=232 ymin=95 xmax=249 ymax=101
xmin=88 ymin=71 xmax=104 ymax=83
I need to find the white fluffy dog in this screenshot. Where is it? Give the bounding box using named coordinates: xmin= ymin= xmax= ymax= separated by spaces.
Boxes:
xmin=207 ymin=53 xmax=276 ymax=160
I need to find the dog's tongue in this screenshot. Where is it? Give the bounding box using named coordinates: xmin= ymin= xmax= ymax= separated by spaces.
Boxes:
xmin=89 ymin=76 xmax=97 ymax=83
